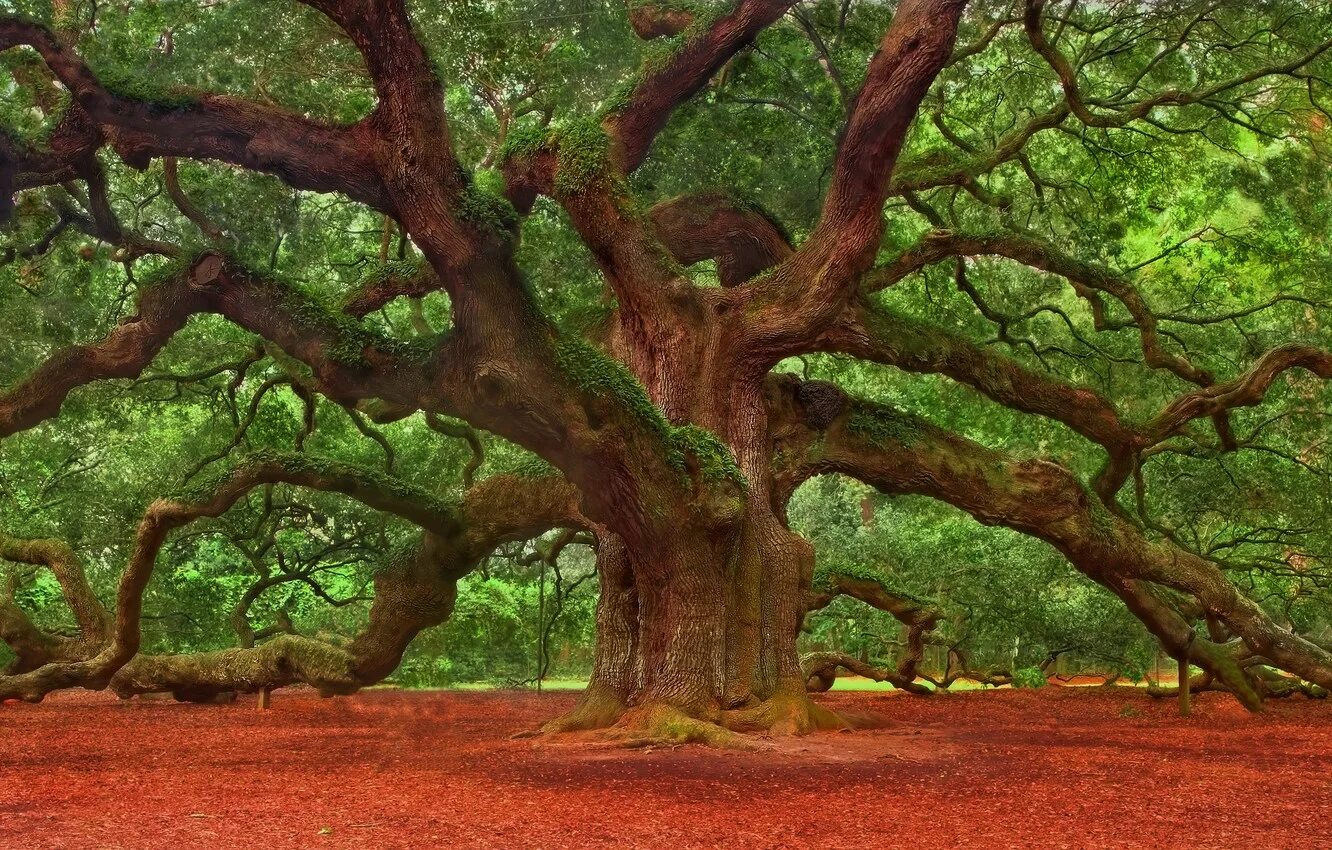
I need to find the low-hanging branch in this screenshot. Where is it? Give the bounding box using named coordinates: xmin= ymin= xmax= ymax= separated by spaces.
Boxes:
xmin=803 ymin=565 xmax=943 ymax=695
xmin=766 ymin=374 xmax=1332 ymax=710
xmin=0 ymin=450 xmax=585 ymax=702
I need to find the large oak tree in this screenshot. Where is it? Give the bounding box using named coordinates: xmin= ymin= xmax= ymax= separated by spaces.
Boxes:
xmin=3 ymin=0 xmax=1332 ymax=742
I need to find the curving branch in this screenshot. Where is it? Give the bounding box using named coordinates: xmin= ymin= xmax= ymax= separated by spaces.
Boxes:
xmin=1148 ymin=344 xmax=1332 ymax=441
xmin=765 ymin=374 xmax=1332 ymax=708
xmin=0 ymin=254 xmax=448 ymax=439
xmin=605 ymin=0 xmax=799 ymax=172
xmin=819 ymin=302 xmax=1140 ymax=455
xmin=804 ymin=566 xmax=941 ymax=695
xmin=1024 ymin=0 xmax=1332 ymax=132
xmin=648 ymin=191 xmax=793 ymax=287
xmin=0 ymin=534 xmax=110 ymax=674
xmin=862 ymin=229 xmax=1213 ymax=385
xmin=736 ymin=0 xmax=965 ymax=357
xmin=0 ymin=18 xmax=392 ymax=212
xmin=0 ymin=450 xmax=585 ymax=701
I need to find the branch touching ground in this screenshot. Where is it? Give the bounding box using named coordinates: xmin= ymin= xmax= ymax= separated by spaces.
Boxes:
xmin=0 ymin=449 xmax=583 ymax=702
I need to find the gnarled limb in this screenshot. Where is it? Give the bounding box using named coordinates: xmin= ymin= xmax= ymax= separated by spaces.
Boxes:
xmin=739 ymin=0 xmax=966 ymax=357
xmin=0 ymin=533 xmax=110 ymax=671
xmin=803 ymin=566 xmax=941 ymax=695
xmin=1024 ymin=0 xmax=1332 ymax=132
xmin=648 ymin=191 xmax=793 ymax=287
xmin=0 ymin=254 xmax=445 ymax=438
xmin=0 ymin=18 xmax=391 ymax=211
xmin=766 ymin=375 xmax=1332 ymax=709
xmin=0 ymin=448 xmax=585 ymax=702
xmin=605 ymin=0 xmax=800 ymax=172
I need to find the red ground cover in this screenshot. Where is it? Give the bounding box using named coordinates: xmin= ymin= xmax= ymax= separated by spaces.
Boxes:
xmin=3 ymin=686 xmax=1330 ymax=849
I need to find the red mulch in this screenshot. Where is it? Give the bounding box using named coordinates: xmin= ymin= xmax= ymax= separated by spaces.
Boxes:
xmin=2 ymin=686 xmax=1330 ymax=849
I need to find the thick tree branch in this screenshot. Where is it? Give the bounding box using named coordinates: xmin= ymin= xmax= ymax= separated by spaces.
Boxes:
xmin=765 ymin=375 xmax=1332 ymax=706
xmin=648 ymin=191 xmax=793 ymax=287
xmin=804 ymin=566 xmax=941 ymax=694
xmin=818 ymin=301 xmax=1139 ymax=453
xmin=605 ymin=0 xmax=799 ymax=172
xmin=1147 ymin=344 xmax=1332 ymax=440
xmin=0 ymin=254 xmax=444 ymax=438
xmin=0 ymin=449 xmax=584 ymax=701
xmin=0 ymin=18 xmax=391 ymax=212
xmin=738 ymin=0 xmax=965 ymax=357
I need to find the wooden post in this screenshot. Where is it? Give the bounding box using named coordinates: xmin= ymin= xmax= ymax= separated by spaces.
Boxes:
xmin=1178 ymin=634 xmax=1193 ymax=717
xmin=257 ymin=687 xmax=271 ymax=711
xmin=536 ymin=556 xmax=546 ymax=695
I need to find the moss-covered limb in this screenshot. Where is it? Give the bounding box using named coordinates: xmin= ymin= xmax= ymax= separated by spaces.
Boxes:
xmin=820 ymin=302 xmax=1141 ymax=457
xmin=625 ymin=1 xmax=700 ymax=39
xmin=736 ymin=0 xmax=963 ymax=361
xmin=603 ymin=0 xmax=798 ymax=171
xmin=107 ymin=471 xmax=585 ymax=700
xmin=340 ymin=258 xmax=436 ymax=317
xmin=0 ymin=533 xmax=111 ymax=646
xmin=860 ymin=231 xmax=1332 ymax=442
xmin=182 ymin=450 xmax=463 ymax=537
xmin=111 ymin=535 xmax=463 ymax=700
xmin=550 ymin=119 xmax=612 ymax=197
xmin=806 ymin=565 xmax=941 ymax=694
xmin=0 ymin=592 xmax=70 ymax=674
xmin=0 ymin=17 xmax=393 ymax=212
xmin=0 ymin=254 xmax=448 ymax=442
xmin=108 ymin=635 xmax=362 ymax=700
xmin=1 ymin=455 xmax=586 ymax=702
xmin=554 ymin=336 xmax=748 ymax=493
xmin=765 ymin=374 xmax=1332 ymax=708
xmin=460 ymin=472 xmax=587 ymax=552
xmin=856 ymin=232 xmax=1332 ymax=464
xmin=809 ymin=565 xmax=941 ymax=629
xmin=0 ymin=451 xmax=436 ymax=701
xmin=859 ymin=229 xmax=1211 ymax=386
xmin=800 ymin=651 xmax=932 ymax=696
xmin=1147 ymin=343 xmax=1332 ymax=442
xmin=1140 ymin=663 xmax=1329 ymax=702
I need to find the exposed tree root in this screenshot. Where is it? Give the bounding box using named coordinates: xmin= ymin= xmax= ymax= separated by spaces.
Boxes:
xmin=722 ymin=691 xmax=853 ymax=735
xmin=529 ymin=688 xmax=871 ymax=748
xmin=609 ymin=703 xmax=758 ymax=750
xmin=536 ymin=683 xmax=628 ymax=734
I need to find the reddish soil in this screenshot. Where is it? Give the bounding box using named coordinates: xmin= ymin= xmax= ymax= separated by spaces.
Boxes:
xmin=3 ymin=687 xmax=1330 ymax=849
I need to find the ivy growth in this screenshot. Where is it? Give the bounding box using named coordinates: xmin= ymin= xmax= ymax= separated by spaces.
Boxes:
xmin=552 ymin=120 xmax=611 ymax=196
xmin=554 ymin=336 xmax=743 ymax=487
xmin=846 ymin=405 xmax=923 ymax=448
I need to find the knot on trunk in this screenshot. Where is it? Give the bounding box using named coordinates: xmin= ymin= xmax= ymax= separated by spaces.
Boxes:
xmin=795 ymin=380 xmax=847 ymax=429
